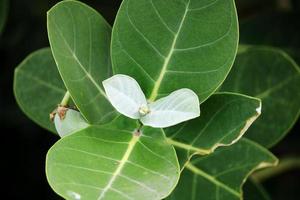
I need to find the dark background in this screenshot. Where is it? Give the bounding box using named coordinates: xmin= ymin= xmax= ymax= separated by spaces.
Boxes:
xmin=0 ymin=0 xmax=299 ymax=199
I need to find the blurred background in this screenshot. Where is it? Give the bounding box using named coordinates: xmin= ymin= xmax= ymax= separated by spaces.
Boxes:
xmin=0 ymin=0 xmax=299 ymax=199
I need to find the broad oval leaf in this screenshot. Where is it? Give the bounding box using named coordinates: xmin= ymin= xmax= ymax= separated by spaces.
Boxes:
xmin=14 ymin=48 xmax=66 ymax=133
xmin=54 ymin=109 xmax=89 ymax=138
xmin=141 ymin=88 xmax=200 ymax=128
xmin=47 ymin=117 xmax=180 ymax=200
xmin=111 ymin=0 xmax=239 ymax=102
xmin=166 ymin=138 xmax=278 ymax=200
xmin=103 ymin=74 xmax=147 ymax=119
xmin=164 ymin=92 xmax=261 ymax=166
xmin=221 ymin=46 xmax=300 ymax=147
xmin=47 ymin=0 xmax=117 ymax=124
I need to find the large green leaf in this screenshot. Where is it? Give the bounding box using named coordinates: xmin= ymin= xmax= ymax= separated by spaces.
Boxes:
xmin=14 ymin=48 xmax=66 ymax=133
xmin=0 ymin=0 xmax=8 ymax=35
xmin=111 ymin=0 xmax=239 ymax=102
xmin=46 ymin=117 xmax=180 ymax=200
xmin=221 ymin=46 xmax=300 ymax=147
xmin=47 ymin=0 xmax=117 ymax=124
xmin=166 ymin=138 xmax=278 ymax=200
xmin=164 ymin=93 xmax=261 ymax=166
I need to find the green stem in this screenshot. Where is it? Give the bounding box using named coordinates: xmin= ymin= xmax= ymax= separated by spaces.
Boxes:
xmin=60 ymin=91 xmax=71 ymax=107
xmin=252 ymin=156 xmax=300 ymax=182
xmin=166 ymin=138 xmax=211 ymax=155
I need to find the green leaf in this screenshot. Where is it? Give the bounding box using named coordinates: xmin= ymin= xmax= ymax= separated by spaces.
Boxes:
xmin=0 ymin=0 xmax=9 ymax=35
xmin=164 ymin=92 xmax=261 ymax=166
xmin=243 ymin=179 xmax=271 ymax=200
xmin=46 ymin=117 xmax=180 ymax=200
xmin=111 ymin=0 xmax=239 ymax=102
xmin=14 ymin=48 xmax=66 ymax=133
xmin=166 ymin=138 xmax=278 ymax=200
xmin=47 ymin=0 xmax=117 ymax=124
xmin=221 ymin=46 xmax=300 ymax=147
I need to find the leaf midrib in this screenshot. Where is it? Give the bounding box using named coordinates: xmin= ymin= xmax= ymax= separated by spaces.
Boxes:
xmin=255 ymin=74 xmax=299 ymax=99
xmin=17 ymin=69 xmax=65 ymax=94
xmin=50 ymin=14 xmax=107 ymax=99
xmin=97 ymin=134 xmax=140 ymax=200
xmin=148 ymin=0 xmax=190 ymax=101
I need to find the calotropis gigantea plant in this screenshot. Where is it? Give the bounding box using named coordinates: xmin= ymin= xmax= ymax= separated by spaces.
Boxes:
xmin=13 ymin=0 xmax=300 ymax=200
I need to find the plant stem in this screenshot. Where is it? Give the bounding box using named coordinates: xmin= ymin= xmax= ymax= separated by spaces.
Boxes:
xmin=252 ymin=156 xmax=300 ymax=182
xmin=60 ymin=91 xmax=71 ymax=107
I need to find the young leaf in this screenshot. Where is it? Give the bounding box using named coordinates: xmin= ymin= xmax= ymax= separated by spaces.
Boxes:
xmin=221 ymin=46 xmax=300 ymax=148
xmin=164 ymin=93 xmax=261 ymax=166
xmin=54 ymin=109 xmax=89 ymax=138
xmin=166 ymin=139 xmax=278 ymax=200
xmin=111 ymin=0 xmax=239 ymax=102
xmin=141 ymin=88 xmax=200 ymax=128
xmin=47 ymin=0 xmax=117 ymax=124
xmin=102 ymin=74 xmax=147 ymax=119
xmin=103 ymin=74 xmax=200 ymax=128
xmin=46 ymin=117 xmax=180 ymax=200
xmin=14 ymin=48 xmax=66 ymax=133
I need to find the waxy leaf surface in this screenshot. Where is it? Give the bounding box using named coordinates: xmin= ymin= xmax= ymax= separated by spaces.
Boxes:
xmin=221 ymin=46 xmax=300 ymax=147
xmin=14 ymin=48 xmax=66 ymax=133
xmin=47 ymin=0 xmax=117 ymax=124
xmin=47 ymin=117 xmax=180 ymax=200
xmin=166 ymin=139 xmax=278 ymax=200
xmin=112 ymin=0 xmax=239 ymax=102
xmin=164 ymin=93 xmax=261 ymax=166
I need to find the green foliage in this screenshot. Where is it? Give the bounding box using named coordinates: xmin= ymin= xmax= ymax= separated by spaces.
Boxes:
xmin=13 ymin=0 xmax=300 ymax=199
xmin=14 ymin=48 xmax=66 ymax=133
xmin=166 ymin=139 xmax=277 ymax=200
xmin=47 ymin=0 xmax=117 ymax=124
xmin=46 ymin=117 xmax=180 ymax=200
xmin=165 ymin=92 xmax=261 ymax=166
xmin=221 ymin=46 xmax=300 ymax=147
xmin=111 ymin=0 xmax=239 ymax=102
